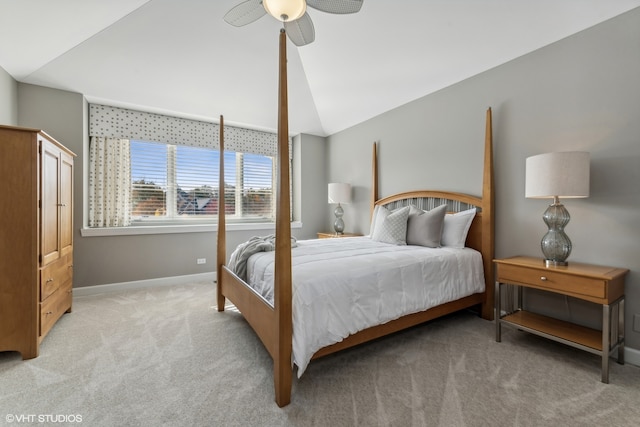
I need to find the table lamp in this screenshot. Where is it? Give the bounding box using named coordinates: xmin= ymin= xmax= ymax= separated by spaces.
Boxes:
xmin=525 ymin=151 xmax=590 ymax=266
xmin=328 ymin=183 xmax=351 ymax=234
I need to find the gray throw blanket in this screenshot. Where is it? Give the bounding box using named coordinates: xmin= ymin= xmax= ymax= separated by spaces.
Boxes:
xmin=228 ymin=234 xmax=298 ymax=281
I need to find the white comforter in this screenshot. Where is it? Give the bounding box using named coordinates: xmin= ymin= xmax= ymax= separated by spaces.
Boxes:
xmin=246 ymin=236 xmax=485 ymax=377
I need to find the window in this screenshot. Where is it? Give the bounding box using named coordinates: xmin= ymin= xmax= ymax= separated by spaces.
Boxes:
xmin=87 ymin=104 xmax=290 ymax=230
xmin=130 ymin=140 xmax=275 ymax=223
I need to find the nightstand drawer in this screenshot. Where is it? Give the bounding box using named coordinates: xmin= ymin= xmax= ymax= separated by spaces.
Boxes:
xmin=497 ymin=263 xmax=606 ymax=299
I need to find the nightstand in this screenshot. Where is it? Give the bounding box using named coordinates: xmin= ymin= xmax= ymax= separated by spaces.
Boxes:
xmin=317 ymin=232 xmax=362 ymax=239
xmin=494 ymin=256 xmax=628 ymax=383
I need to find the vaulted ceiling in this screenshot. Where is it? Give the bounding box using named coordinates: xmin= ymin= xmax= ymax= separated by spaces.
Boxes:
xmin=2 ymin=1 xmax=639 ymax=136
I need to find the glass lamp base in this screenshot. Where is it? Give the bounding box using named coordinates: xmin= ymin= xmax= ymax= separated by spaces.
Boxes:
xmin=541 ymin=199 xmax=572 ymax=267
xmin=333 ymin=204 xmax=344 ymax=234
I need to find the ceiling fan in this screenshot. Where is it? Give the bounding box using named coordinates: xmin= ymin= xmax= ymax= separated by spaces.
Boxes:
xmin=224 ymin=0 xmax=364 ymax=46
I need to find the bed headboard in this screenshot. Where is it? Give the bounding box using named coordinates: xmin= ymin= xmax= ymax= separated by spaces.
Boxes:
xmin=370 ymin=108 xmax=494 ymax=319
xmin=375 ymin=191 xmax=484 ymax=253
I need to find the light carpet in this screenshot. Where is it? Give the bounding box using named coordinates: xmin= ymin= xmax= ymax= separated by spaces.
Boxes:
xmin=1 ymin=282 xmax=639 ymax=426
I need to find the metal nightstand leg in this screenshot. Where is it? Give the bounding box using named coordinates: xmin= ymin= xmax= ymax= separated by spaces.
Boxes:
xmin=495 ymin=280 xmax=501 ymax=342
xmin=602 ymin=303 xmax=610 ymax=383
xmin=602 ymin=297 xmax=625 ymax=383
xmin=618 ymin=298 xmax=625 ymax=364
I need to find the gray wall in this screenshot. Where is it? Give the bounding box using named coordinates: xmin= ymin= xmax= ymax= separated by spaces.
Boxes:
xmin=13 ymin=84 xmax=327 ymax=288
xmin=326 ymin=9 xmax=640 ymax=351
xmin=295 ymin=133 xmax=328 ymax=236
xmin=0 ymin=65 xmax=17 ymax=125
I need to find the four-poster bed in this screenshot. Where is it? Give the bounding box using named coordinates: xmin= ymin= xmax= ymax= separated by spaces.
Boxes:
xmin=216 ymin=29 xmax=494 ymax=407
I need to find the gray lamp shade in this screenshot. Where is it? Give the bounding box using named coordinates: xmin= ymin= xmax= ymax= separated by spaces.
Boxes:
xmin=328 ymin=183 xmax=352 ymax=204
xmin=525 ymin=152 xmax=590 ymax=199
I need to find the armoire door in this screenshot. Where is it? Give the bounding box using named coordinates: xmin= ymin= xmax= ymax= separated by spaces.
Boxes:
xmin=41 ymin=138 xmax=61 ymax=266
xmin=60 ymin=151 xmax=74 ymax=258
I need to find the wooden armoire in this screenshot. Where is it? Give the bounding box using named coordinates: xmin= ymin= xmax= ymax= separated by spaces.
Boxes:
xmin=0 ymin=125 xmax=75 ymax=359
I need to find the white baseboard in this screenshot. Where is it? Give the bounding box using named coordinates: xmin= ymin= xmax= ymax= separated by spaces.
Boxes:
xmin=73 ymin=272 xmax=216 ymax=297
xmin=625 ymin=346 xmax=640 ymax=367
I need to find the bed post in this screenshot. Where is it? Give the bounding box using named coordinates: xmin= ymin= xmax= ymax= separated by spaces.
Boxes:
xmin=273 ymin=28 xmax=293 ymax=408
xmin=481 ymin=107 xmax=495 ymax=320
xmin=217 ymin=115 xmax=226 ymax=312
xmin=371 ymin=142 xmax=378 ymax=220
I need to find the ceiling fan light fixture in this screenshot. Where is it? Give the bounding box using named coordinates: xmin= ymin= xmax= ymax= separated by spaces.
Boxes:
xmin=263 ymin=0 xmax=306 ymax=22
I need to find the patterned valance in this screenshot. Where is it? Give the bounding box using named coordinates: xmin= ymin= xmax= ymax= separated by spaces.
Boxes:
xmin=89 ymin=104 xmax=290 ymax=158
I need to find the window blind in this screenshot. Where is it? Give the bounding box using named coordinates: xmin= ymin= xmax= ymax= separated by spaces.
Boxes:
xmin=129 ymin=141 xmax=275 ymax=222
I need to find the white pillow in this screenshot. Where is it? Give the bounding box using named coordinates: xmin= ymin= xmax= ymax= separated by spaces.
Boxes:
xmin=441 ymin=208 xmax=476 ymax=248
xmin=370 ymin=205 xmax=411 ymax=245
xmin=369 ymin=205 xmax=381 ymax=236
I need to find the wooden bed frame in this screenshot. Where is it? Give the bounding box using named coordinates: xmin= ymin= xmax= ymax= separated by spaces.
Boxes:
xmin=216 ymin=30 xmax=494 ymax=407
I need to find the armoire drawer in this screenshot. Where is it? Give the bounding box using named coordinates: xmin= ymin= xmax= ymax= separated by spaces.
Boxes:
xmin=40 ymin=280 xmax=72 ymax=339
xmin=40 ymin=254 xmax=73 ymax=301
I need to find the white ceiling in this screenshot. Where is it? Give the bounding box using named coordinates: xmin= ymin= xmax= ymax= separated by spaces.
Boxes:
xmin=1 ymin=1 xmax=639 ymax=136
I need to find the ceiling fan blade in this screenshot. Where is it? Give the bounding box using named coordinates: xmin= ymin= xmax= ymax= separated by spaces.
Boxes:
xmin=284 ymin=12 xmax=315 ymax=46
xmin=306 ymin=0 xmax=363 ymax=14
xmin=223 ymin=0 xmax=267 ymax=27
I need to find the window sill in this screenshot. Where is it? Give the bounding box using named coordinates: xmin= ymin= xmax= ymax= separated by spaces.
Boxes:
xmin=80 ymin=221 xmax=303 ymax=237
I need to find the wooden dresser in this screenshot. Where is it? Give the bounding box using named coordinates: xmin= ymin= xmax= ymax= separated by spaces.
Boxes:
xmin=0 ymin=125 xmax=75 ymax=359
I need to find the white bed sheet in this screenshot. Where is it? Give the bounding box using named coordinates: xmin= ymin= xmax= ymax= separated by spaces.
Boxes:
xmin=246 ymin=236 xmax=485 ymax=377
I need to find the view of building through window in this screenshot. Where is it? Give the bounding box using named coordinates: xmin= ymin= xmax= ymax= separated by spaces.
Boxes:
xmin=130 ymin=140 xmax=274 ymax=222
